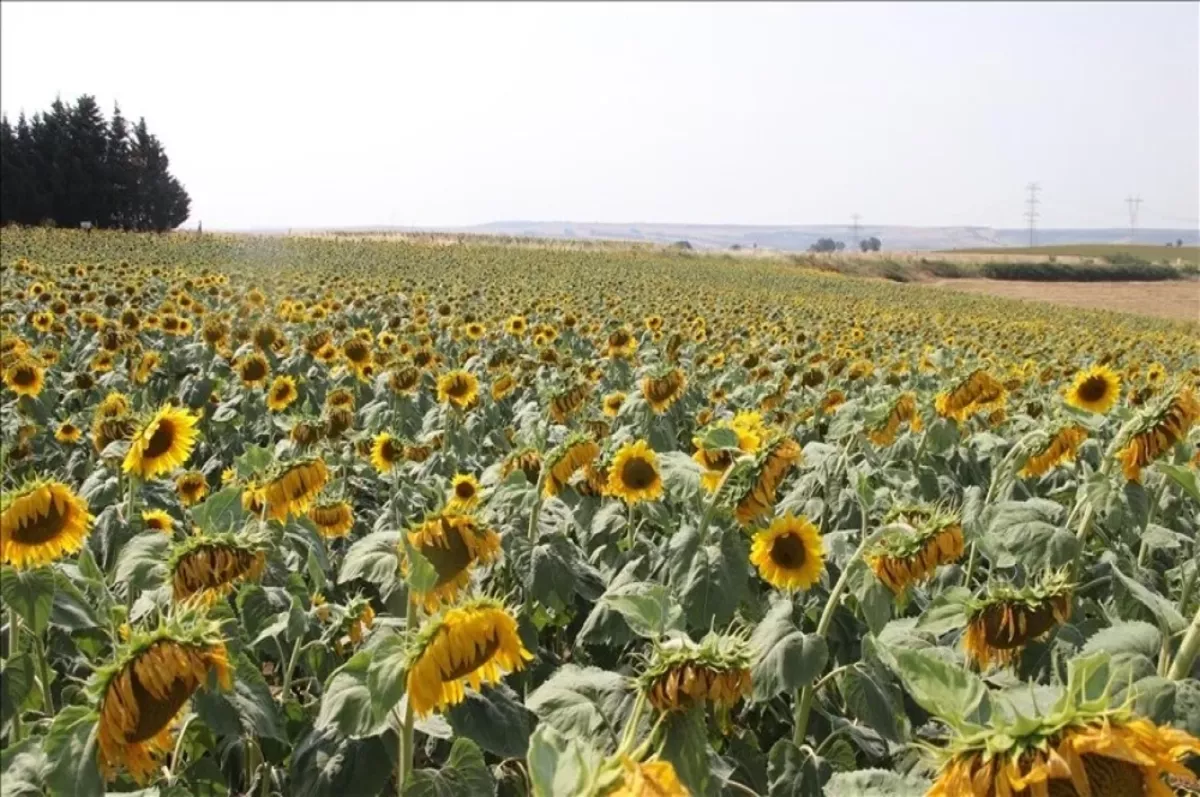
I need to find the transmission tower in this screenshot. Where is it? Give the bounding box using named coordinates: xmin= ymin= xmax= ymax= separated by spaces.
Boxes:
xmin=1125 ymin=195 xmax=1143 ymax=241
xmin=1024 ymin=183 xmax=1041 ymax=247
xmin=850 ymin=213 xmax=861 ymax=248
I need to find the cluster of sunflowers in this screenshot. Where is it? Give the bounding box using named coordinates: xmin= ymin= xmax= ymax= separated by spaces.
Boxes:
xmin=1 ymin=227 xmax=1198 ymax=797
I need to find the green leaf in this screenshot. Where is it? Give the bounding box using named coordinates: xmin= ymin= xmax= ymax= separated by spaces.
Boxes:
xmin=1172 ymin=679 xmax=1200 ymax=736
xmin=767 ymin=739 xmax=829 ymax=797
xmin=913 ymin=587 xmax=970 ymax=636
xmin=666 ymin=525 xmax=747 ymax=631
xmin=525 ymin=664 xmax=636 ymax=751
xmin=405 ymin=737 xmax=495 ymax=797
xmin=50 ymin=571 xmax=101 ymax=631
xmin=1157 ymin=463 xmax=1200 ymax=505
xmin=577 ymin=557 xmax=647 ymax=647
xmin=1 ymin=654 xmax=34 ymax=734
xmin=1081 ymin=620 xmax=1161 ymax=660
xmin=110 ymin=532 xmax=170 ymax=597
xmin=839 ymin=668 xmax=905 ymax=744
xmin=338 ymin=531 xmax=402 ymax=597
xmin=750 ymin=599 xmax=829 ymax=702
xmin=823 ymin=769 xmax=932 ymax=797
xmin=659 ymin=451 xmax=703 ymax=503
xmin=601 ymin=581 xmax=684 ymax=640
xmin=314 ymin=651 xmax=387 ymax=738
xmin=1 ymin=566 xmax=56 ymax=636
xmin=660 ymin=704 xmax=713 ymax=797
xmin=886 ymin=646 xmax=990 ymax=730
xmin=701 ymin=426 xmax=741 ymax=451
xmin=1 ymin=737 xmax=50 ymax=797
xmin=857 ymin=577 xmax=892 ymax=636
xmin=446 ymin=684 xmax=534 ymax=758
xmin=235 ymin=444 xmax=274 ymax=479
xmin=289 ymin=726 xmax=393 ymax=797
xmin=1105 ymin=553 xmax=1186 ymax=634
xmin=982 ymin=499 xmax=1077 ymax=570
xmin=44 ymin=705 xmax=103 ymax=797
xmin=190 ymin=486 xmax=246 ymax=533
xmin=527 ymin=724 xmax=603 ymax=797
xmin=400 ymin=536 xmax=438 ymax=594
xmin=366 ymin=632 xmax=408 ymax=725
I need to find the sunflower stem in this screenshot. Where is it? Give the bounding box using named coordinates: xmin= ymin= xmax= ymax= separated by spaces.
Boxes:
xmin=32 ymin=634 xmax=53 ymax=716
xmin=167 ymin=712 xmax=198 ymax=783
xmin=280 ymin=636 xmax=303 ymax=702
xmin=527 ymin=470 xmax=546 ymax=543
xmin=616 ymin=689 xmax=648 ymax=755
xmin=397 ymin=597 xmax=418 ymax=793
xmin=8 ymin=612 xmax=22 ymax=743
xmin=1135 ymin=476 xmax=1168 ymax=568
xmin=696 ymin=460 xmax=738 ymax=544
xmin=1168 ymin=603 xmax=1200 ymax=680
xmin=624 ymin=502 xmax=638 ymax=550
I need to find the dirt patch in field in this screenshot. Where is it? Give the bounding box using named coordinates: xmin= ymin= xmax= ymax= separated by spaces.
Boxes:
xmin=928 ymin=278 xmax=1199 ymax=323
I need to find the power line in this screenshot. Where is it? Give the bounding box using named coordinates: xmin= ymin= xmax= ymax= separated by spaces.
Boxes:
xmin=850 ymin=213 xmax=861 ymax=247
xmin=1024 ymin=182 xmax=1040 ymax=247
xmin=1124 ymin=195 xmax=1143 ymax=241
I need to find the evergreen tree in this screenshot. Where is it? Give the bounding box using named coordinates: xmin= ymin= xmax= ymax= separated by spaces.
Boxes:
xmin=106 ymin=103 xmax=133 ymax=229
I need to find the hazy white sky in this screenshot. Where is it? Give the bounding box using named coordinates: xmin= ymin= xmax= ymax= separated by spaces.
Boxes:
xmin=2 ymin=1 xmax=1197 ymax=231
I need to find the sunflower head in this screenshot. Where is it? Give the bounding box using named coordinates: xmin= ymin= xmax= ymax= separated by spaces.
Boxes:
xmin=3 ymin=356 xmax=45 ymax=398
xmin=370 ymin=432 xmax=404 ymax=475
xmin=641 ymin=366 xmax=687 ymax=414
xmin=124 ymin=404 xmax=201 ymax=481
xmin=606 ymin=438 xmax=664 ymax=505
xmin=1064 ymin=364 xmax=1121 ymax=414
xmin=55 ymin=421 xmax=82 ymax=444
xmin=640 ymin=631 xmax=753 ymax=714
xmin=0 ymin=478 xmax=94 ymax=570
xmin=448 ymin=474 xmax=482 ymax=512
xmin=867 ymin=505 xmax=964 ymax=594
xmin=237 ymin=352 xmax=270 ymax=387
xmin=1116 ymin=386 xmax=1200 ymax=482
xmin=93 ymin=610 xmax=232 ymax=784
xmin=729 ymin=434 xmax=802 ymax=526
xmin=168 ymin=530 xmax=269 ymax=605
xmin=606 ymin=757 xmax=689 ymax=797
xmin=308 ymin=499 xmax=355 ymax=538
xmin=405 ymin=512 xmax=502 ymax=611
xmin=404 ymin=598 xmax=533 ymax=717
xmin=141 ymin=509 xmax=175 ymax=535
xmin=964 ymin=571 xmax=1074 ymax=670
xmin=266 ymin=374 xmax=299 ymax=412
xmin=436 ymin=369 xmax=480 ymax=410
xmin=749 ymin=513 xmax=824 ymax=591
xmin=543 ymin=433 xmax=600 ymax=497
xmin=175 ymin=470 xmax=210 ymax=507
xmin=260 ymin=458 xmax=329 ymax=522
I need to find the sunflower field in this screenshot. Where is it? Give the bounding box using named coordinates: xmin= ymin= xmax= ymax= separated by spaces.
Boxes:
xmin=2 ymin=227 xmax=1199 ymax=797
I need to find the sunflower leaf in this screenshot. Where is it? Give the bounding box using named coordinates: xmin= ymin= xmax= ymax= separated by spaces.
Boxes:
xmin=600 ymin=580 xmax=684 ymax=640
xmin=445 ymin=684 xmax=535 ymax=758
xmin=0 ymin=566 xmax=56 ymax=636
xmin=366 ymin=632 xmax=408 ymax=725
xmin=404 ymin=737 xmax=495 ymax=797
xmin=44 ymin=704 xmax=103 ymax=797
xmin=822 ymin=769 xmax=932 ymax=797
xmin=190 ymin=486 xmax=246 ymax=534
xmin=314 ymin=651 xmax=388 ymax=738
xmin=289 ymin=726 xmax=393 ymax=797
xmin=525 ymin=664 xmax=637 ymax=751
xmin=338 ymin=531 xmax=402 ymax=598
xmin=660 ymin=703 xmax=714 ymax=796
xmin=766 ymin=739 xmax=830 ymax=797
xmin=750 ymin=598 xmax=828 ymax=702
xmin=1157 ymin=462 xmax=1200 ymax=505
xmin=885 ymin=645 xmax=990 ymax=731
xmin=527 ymin=724 xmax=604 ymax=797
xmin=1104 ymin=552 xmax=1186 ymax=633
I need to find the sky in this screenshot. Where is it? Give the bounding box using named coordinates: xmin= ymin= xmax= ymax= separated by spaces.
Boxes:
xmin=2 ymin=1 xmax=1197 ymax=231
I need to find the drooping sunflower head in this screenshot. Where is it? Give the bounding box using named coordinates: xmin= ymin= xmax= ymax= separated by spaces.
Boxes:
xmin=749 ymin=513 xmax=825 ymax=592
xmin=261 ymin=458 xmax=329 ymax=522
xmin=93 ymin=611 xmax=232 ymax=784
xmin=865 ymin=391 xmax=923 ymax=446
xmin=490 ymin=371 xmax=517 ymax=402
xmin=606 ymin=438 xmax=664 ymax=505
xmin=640 ymin=631 xmax=753 ymax=714
xmin=548 ymin=380 xmax=592 ymax=424
xmin=934 ymin=369 xmax=1007 ymax=422
xmin=141 ymin=509 xmax=175 ymax=535
xmin=1019 ymin=423 xmax=1089 ymax=479
xmin=641 ymin=367 xmax=687 ymax=414
xmin=543 ymin=433 xmax=600 ymax=498
xmin=730 ymin=434 xmax=802 ymax=526
xmin=370 ymin=432 xmax=404 ymax=475
xmin=964 ymin=571 xmax=1074 ymax=670
xmin=174 ymin=470 xmax=210 ymax=507
xmin=1064 ymin=364 xmax=1121 ymax=415
xmin=436 ymin=369 xmax=480 ymax=410
xmin=325 ymin=386 xmax=356 ymax=411
xmin=927 ymin=659 xmax=1200 ymax=797
xmin=55 ymin=420 xmax=82 ymax=444
xmin=123 ymin=404 xmax=201 ymax=481
xmin=405 ymin=512 xmax=502 ymax=611
xmin=448 ymin=473 xmax=482 ymax=512
xmin=867 ymin=505 xmax=964 ymax=594
xmin=168 ymin=531 xmax=268 ymax=605
xmin=1116 ymin=386 xmax=1200 ymax=482
xmin=95 ymin=390 xmax=132 ymax=422
xmin=602 ymin=391 xmax=627 ymax=418
xmin=0 ymin=479 xmax=94 ymax=570
xmin=501 ymin=446 xmax=543 ymax=486
xmin=266 ymin=374 xmax=299 ymax=412
xmin=308 ymin=499 xmax=355 ymax=538
xmin=405 ymin=598 xmax=533 ymax=717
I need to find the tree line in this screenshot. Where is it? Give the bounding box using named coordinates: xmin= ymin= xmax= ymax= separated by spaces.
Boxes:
xmin=1 ymin=95 xmax=191 ymax=231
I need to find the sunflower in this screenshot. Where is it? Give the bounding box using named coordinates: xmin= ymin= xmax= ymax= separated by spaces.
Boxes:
xmin=642 ymin=367 xmax=687 ymax=414
xmin=602 ymin=391 xmax=627 ymax=418
xmin=464 ymin=321 xmax=485 ymax=340
xmin=934 ymin=369 xmax=1006 ymax=422
xmin=261 ymin=458 xmax=329 ymax=522
xmin=927 ymin=667 xmax=1200 ymax=797
xmin=963 ymin=573 xmax=1073 ymax=669
xmin=236 ymin=352 xmax=270 ymax=388
xmin=3 ymin=357 xmax=44 ymax=397
xmin=608 ymin=758 xmax=689 ymax=797
xmin=750 ymin=514 xmax=824 ymax=591
xmin=731 ymin=435 xmax=802 ymax=526
xmin=605 ymin=326 xmax=638 ymax=359
xmin=692 ymin=410 xmax=766 ymax=492
xmin=867 ymin=505 xmax=964 ymax=594
xmin=141 ymin=509 xmax=174 ymax=535
xmin=405 ymin=512 xmax=501 ymax=611
xmin=641 ymin=632 xmax=753 ymax=714
xmin=505 ymin=315 xmax=528 ymax=337
xmin=448 ymin=474 xmax=482 ymax=512
xmin=337 ymin=597 xmax=376 ymax=653
xmin=549 ymin=381 xmax=591 ymax=424
xmin=174 ymin=471 xmax=210 ymax=507
xmin=0 ymin=480 xmax=93 ymax=569
xmin=96 ymin=391 xmax=132 ymax=420
xmin=308 ymin=500 xmax=355 ymax=538
xmin=169 ymin=532 xmax=268 ymax=604
xmin=1065 ymin=364 xmax=1121 ymax=414
xmin=92 ymin=415 xmax=136 ymax=455
xmin=543 ymin=434 xmax=600 ymax=497
xmin=607 ymin=439 xmax=664 ymax=505
xmin=1116 ymin=387 xmax=1200 ymax=482
xmin=266 ymin=375 xmax=299 ymax=412
xmin=95 ymin=614 xmax=232 ymax=784
xmin=437 ymin=369 xmax=480 ymax=409
xmin=502 ymin=447 xmax=543 ymax=485
xmin=1020 ymin=424 xmax=1089 ymax=478
xmin=370 ymin=432 xmax=403 ymax=475
xmin=55 ymin=421 xmax=82 ymax=443
xmin=491 ymin=371 xmax=517 ymax=402
xmin=124 ymin=405 xmax=201 ymax=480
xmin=866 ymin=392 xmax=923 ymax=446
xmin=133 ymin=351 xmax=160 ymax=385
xmin=405 ymin=598 xmax=533 ymax=717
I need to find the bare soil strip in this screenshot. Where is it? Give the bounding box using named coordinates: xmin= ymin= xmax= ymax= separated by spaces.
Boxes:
xmin=929 ymin=279 xmax=1199 ymax=323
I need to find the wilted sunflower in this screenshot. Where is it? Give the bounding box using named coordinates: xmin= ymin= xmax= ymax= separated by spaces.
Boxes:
xmin=308 ymin=499 xmax=355 ymax=538
xmin=935 ymin=369 xmax=1006 ymax=422
xmin=1020 ymin=423 xmax=1089 ymax=478
xmin=1065 ymin=364 xmax=1121 ymax=414
xmin=750 ymin=514 xmax=824 ymax=591
xmin=731 ymin=435 xmax=802 ymax=526
xmin=867 ymin=505 xmax=964 ymax=594
xmin=607 ymin=438 xmax=664 ymax=505
xmin=1116 ymin=387 xmax=1199 ymax=482
xmin=448 ymin=473 xmax=482 ymax=512
xmin=141 ymin=509 xmax=174 ymax=535
xmin=602 ymin=391 xmax=627 ymax=418
xmin=236 ymin=352 xmax=270 ymax=388
xmin=605 ymin=326 xmax=638 ymax=359
xmin=389 ymin=364 xmax=422 ymax=396
xmin=501 ymin=447 xmax=543 ymax=485
xmin=260 ymin=458 xmax=329 ymax=522
xmin=175 ymin=471 xmax=210 ymax=507
xmin=491 ymin=371 xmax=517 ymax=402
xmin=549 ymin=381 xmax=591 ymax=424
xmin=543 ymin=434 xmax=600 ymax=497
xmin=96 ymin=391 xmax=132 ymax=420
xmin=0 ymin=479 xmax=93 ymax=569
xmin=641 ymin=632 xmax=753 ymax=714
xmin=266 ymin=374 xmax=299 ymax=412
xmin=133 ymin=351 xmax=160 ymax=385
xmin=964 ymin=573 xmax=1073 ymax=669
xmin=866 ymin=392 xmax=923 ymax=446
xmin=607 ymin=758 xmax=689 ymax=797
xmin=406 ymin=512 xmax=501 ymax=611
xmin=3 ymin=356 xmax=44 ymax=397
xmin=169 ymin=532 xmax=268 ymax=604
xmin=927 ymin=666 xmax=1200 ymax=797
xmin=371 ymin=432 xmax=403 ymax=475
xmin=55 ymin=421 xmax=82 ymax=444
xmin=642 ymin=367 xmax=687 ymax=414
xmin=405 ymin=598 xmax=533 ymax=717
xmin=124 ymin=404 xmax=201 ymax=480
xmin=95 ymin=613 xmax=232 ymax=784
xmin=437 ymin=369 xmax=480 ymax=409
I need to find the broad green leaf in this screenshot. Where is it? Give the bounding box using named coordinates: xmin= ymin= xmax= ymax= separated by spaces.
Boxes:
xmin=405 ymin=737 xmax=495 ymax=797
xmin=666 ymin=525 xmax=748 ymax=631
xmin=982 ymin=499 xmax=1077 ymax=570
xmin=235 ymin=444 xmax=274 ymax=478
xmin=289 ymin=726 xmax=393 ymax=797
xmin=839 ymin=668 xmax=905 ymax=744
xmin=525 ymin=665 xmax=636 ymax=750
xmin=44 ymin=705 xmax=103 ymax=797
xmin=701 ymin=426 xmax=741 ymax=451
xmin=338 ymin=531 xmax=402 ymax=597
xmin=1 ymin=654 xmax=34 ymax=733
xmin=577 ymin=557 xmax=648 ymax=647
xmin=50 ymin=571 xmax=101 ymax=631
xmin=527 ymin=724 xmax=603 ymax=797
xmin=767 ymin=739 xmax=829 ymax=797
xmin=446 ymin=684 xmax=534 ymax=758
xmin=660 ymin=704 xmax=712 ymax=797
xmin=0 ymin=737 xmax=50 ymax=797
xmin=1157 ymin=463 xmax=1200 ymax=505
xmin=1081 ymin=620 xmax=1161 ymax=660
xmin=913 ymin=587 xmax=970 ymax=635
xmin=400 ymin=536 xmax=438 ymax=594
xmin=366 ymin=632 xmax=409 ymax=724
xmin=886 ymin=646 xmax=990 ymax=730
xmin=601 ymin=581 xmax=684 ymax=640
xmin=1 ymin=566 xmax=55 ymax=636
xmin=750 ymin=599 xmax=829 ymax=702
xmin=190 ymin=486 xmax=246 ymax=533
xmin=110 ymin=532 xmax=170 ymax=597
xmin=314 ymin=651 xmax=387 ymax=738
xmin=823 ymin=769 xmax=931 ymax=797
xmin=1104 ymin=553 xmax=1186 ymax=634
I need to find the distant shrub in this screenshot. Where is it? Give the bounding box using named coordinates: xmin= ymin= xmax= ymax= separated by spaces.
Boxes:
xmin=919 ymin=260 xmax=970 ymax=279
xmin=980 ymin=261 xmax=1179 ymax=282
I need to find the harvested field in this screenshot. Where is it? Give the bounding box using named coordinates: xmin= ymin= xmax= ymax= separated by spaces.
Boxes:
xmin=930 ymin=277 xmax=1199 ymax=322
